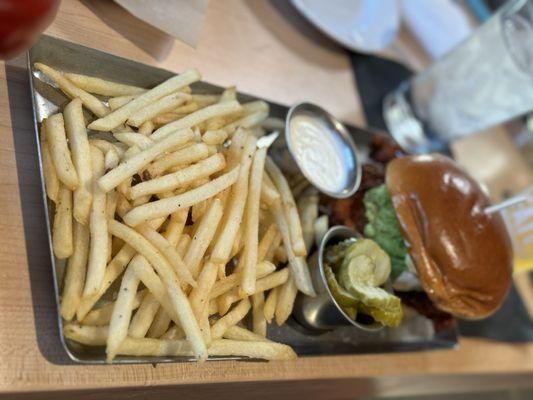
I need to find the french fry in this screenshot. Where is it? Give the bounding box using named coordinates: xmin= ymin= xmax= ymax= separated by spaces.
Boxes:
xmin=116 ymin=192 xmax=132 ymax=218
xmin=40 ymin=123 xmax=60 ymax=203
xmin=202 ymin=129 xmax=228 ymax=145
xmin=292 ymin=179 xmax=310 ymax=199
xmin=128 ymin=92 xmax=190 ymax=127
xmin=271 ymin=202 xmax=315 ymax=296
xmin=113 ymin=132 xmax=153 ymax=150
xmin=265 ymin=232 xmax=282 ymax=263
xmin=64 ymin=72 xmax=146 ymax=96
xmin=220 ymin=86 xmax=237 ymax=102
xmin=266 ymin=157 xmax=307 ymax=256
xmin=185 ymin=199 xmax=223 ymax=278
xmin=112 ymin=338 xmax=297 ymax=360
xmin=88 ymin=69 xmax=201 ymax=131
xmin=223 ymin=110 xmax=269 ymax=134
xmin=252 ymin=292 xmax=267 ymax=337
xmin=209 ymin=261 xmax=276 ymax=299
xmin=109 ymin=94 xmax=137 ymax=111
xmin=108 ymin=221 xmax=180 ymax=285
xmin=263 ymin=287 xmax=279 ymax=323
xmin=274 ymin=245 xmax=288 ymax=264
xmin=106 ymin=265 xmax=141 ymax=362
xmin=117 ymin=178 xmax=132 ymax=201
xmin=208 ymin=299 xmax=218 ymax=316
xmin=76 ymin=244 xmax=137 ymax=321
xmin=147 ymin=309 xmax=172 ymax=338
xmin=104 ymin=147 xmax=120 ymax=170
xmin=98 ymin=128 xmax=194 ymax=193
xmin=123 ymin=167 xmax=239 ymax=227
xmin=136 ymin=224 xmax=196 ymax=287
xmin=241 ymin=100 xmax=269 ymax=114
xmin=224 ymin=128 xmax=248 ymax=169
xmin=223 ymin=325 xmax=270 ymax=342
xmin=132 ymin=194 xmax=151 ymax=207
xmin=34 ymin=63 xmax=109 ymax=117
xmin=241 ymin=147 xmax=267 ymax=294
xmin=113 ymin=123 xmax=134 ymax=133
xmin=250 ymin=126 xmax=266 ymax=138
xmin=138 ymin=120 xmax=155 ymax=136
xmin=83 ymin=146 xmax=109 ymax=296
xmin=145 ymin=142 xmax=209 ymax=178
xmin=216 ymin=268 xmax=289 ymax=315
xmin=205 ymin=115 xmax=237 ymax=131
xmin=208 ymin=101 xmax=265 ymax=131
xmin=64 ymin=324 xmax=108 ymax=346
xmin=160 ymin=323 xmax=185 ymax=340
xmin=275 ymin=274 xmax=297 ymax=326
xmin=117 ymin=337 xmax=193 ymax=357
xmin=260 ymin=177 xmax=281 ymax=207
xmin=45 ymin=114 xmax=79 ymax=191
xmin=64 ymin=326 xmax=177 ymax=355
xmin=261 ymin=116 xmax=285 ymax=131
xmin=191 ymin=200 xmax=208 ymax=222
xmin=130 ymin=154 xmax=226 ymax=199
xmin=111 ymin=236 xmax=125 ymax=258
xmin=210 ymin=298 xmax=251 ymax=340
xmin=176 ymin=233 xmax=191 ymax=258
xmin=257 ymin=223 xmax=278 ymax=262
xmin=63 ymin=99 xmax=93 ymax=224
xmin=208 ymin=339 xmax=296 ymax=360
xmin=52 ymin=185 xmax=74 ymax=259
xmin=109 ymin=222 xmax=207 ymax=361
xmin=130 ymin=256 xmax=167 ymax=299
xmin=132 ymin=257 xmax=208 ymax=361
xmin=314 ymin=214 xmax=329 ymax=248
xmin=80 ymin=289 xmax=146 ymax=326
xmin=151 ymin=101 xmax=242 ymax=141
xmin=163 ymin=207 xmax=189 ymax=246
xmin=89 ymin=139 xmax=126 ymax=160
xmin=297 ymin=187 xmax=319 ymax=252
xmin=198 ymin=304 xmax=212 ymax=346
xmin=188 ymin=261 xmax=219 ymax=322
xmin=152 ymin=112 xmax=182 ymax=126
xmin=128 ymin=292 xmax=161 ymax=338
xmin=191 ymin=94 xmax=219 ymax=107
xmin=106 ymin=190 xmax=118 ymax=261
xmin=174 ymin=101 xmax=200 ymax=114
xmin=60 ymin=221 xmax=89 ymax=320
xmin=210 ymin=136 xmax=256 ymax=264
xmin=190 ymin=93 xmax=217 ymax=106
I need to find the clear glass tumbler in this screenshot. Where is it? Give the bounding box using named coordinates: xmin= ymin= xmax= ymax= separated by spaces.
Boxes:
xmin=383 ymin=0 xmax=533 ymax=153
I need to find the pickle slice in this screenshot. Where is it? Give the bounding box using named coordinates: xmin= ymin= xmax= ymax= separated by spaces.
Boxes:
xmin=324 ymin=264 xmax=357 ymax=308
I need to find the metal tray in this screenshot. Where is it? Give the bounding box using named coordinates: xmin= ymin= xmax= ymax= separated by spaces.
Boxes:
xmin=28 ymin=35 xmax=458 ymax=364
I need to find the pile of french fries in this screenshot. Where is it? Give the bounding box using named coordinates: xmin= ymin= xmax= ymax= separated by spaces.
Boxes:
xmin=36 ymin=63 xmax=317 ymax=362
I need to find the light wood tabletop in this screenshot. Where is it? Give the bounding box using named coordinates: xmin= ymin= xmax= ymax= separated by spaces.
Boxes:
xmin=0 ymin=1 xmax=532 ymax=398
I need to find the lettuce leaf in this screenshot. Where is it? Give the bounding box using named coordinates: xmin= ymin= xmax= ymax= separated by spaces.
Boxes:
xmin=363 ymin=184 xmax=408 ymax=280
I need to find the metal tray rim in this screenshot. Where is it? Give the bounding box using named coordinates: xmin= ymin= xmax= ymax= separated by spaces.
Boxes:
xmin=27 ymin=34 xmax=459 ymax=365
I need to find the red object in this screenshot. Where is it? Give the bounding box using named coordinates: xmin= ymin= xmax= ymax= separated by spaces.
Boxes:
xmin=0 ymin=0 xmax=60 ymax=60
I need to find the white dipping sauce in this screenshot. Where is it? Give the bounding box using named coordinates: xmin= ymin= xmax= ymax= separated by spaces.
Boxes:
xmin=289 ymin=114 xmax=350 ymax=194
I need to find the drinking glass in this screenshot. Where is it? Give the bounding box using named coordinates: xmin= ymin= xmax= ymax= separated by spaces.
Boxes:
xmin=383 ymin=0 xmax=533 ymax=153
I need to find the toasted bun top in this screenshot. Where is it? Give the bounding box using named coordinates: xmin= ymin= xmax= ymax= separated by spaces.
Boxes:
xmin=386 ymin=154 xmax=513 ymax=319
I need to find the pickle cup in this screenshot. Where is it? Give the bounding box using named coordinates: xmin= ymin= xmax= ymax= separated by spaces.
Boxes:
xmin=293 ymin=226 xmax=385 ymax=331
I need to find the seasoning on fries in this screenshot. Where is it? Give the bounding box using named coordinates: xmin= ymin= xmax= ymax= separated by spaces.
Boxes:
xmin=37 ymin=63 xmax=316 ymax=362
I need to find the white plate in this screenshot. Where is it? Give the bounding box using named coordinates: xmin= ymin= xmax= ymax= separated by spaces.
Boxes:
xmin=291 ymin=0 xmax=400 ymax=53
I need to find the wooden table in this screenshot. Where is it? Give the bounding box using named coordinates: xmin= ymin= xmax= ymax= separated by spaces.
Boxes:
xmin=1 ymin=1 xmax=532 ymax=398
